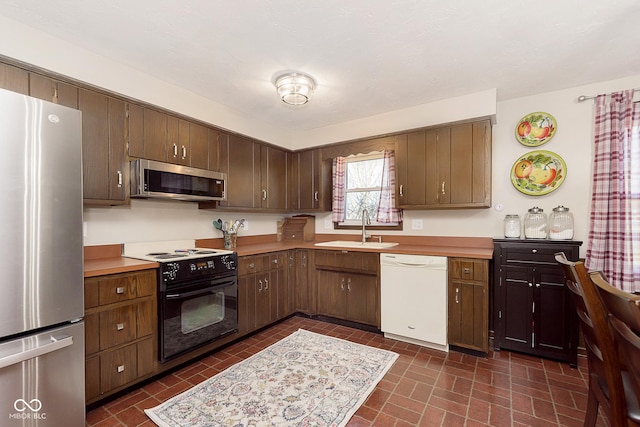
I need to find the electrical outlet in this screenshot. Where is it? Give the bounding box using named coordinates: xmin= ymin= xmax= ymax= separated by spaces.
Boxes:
xmin=83 ymin=221 xmax=88 ymax=237
xmin=324 ymin=219 xmax=332 ymax=229
xmin=411 ymin=219 xmax=423 ymax=230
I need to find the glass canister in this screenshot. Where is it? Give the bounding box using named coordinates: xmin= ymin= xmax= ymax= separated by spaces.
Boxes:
xmin=503 ymin=214 xmax=521 ymax=238
xmin=524 ymin=206 xmax=548 ymax=239
xmin=549 ymin=206 xmax=574 ymax=240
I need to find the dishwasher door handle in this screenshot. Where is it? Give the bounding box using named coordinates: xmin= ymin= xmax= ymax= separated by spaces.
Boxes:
xmin=394 ymin=261 xmax=430 ymax=267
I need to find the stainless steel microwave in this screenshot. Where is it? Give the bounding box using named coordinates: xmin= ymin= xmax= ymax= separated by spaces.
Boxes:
xmin=130 ymin=159 xmax=226 ymax=202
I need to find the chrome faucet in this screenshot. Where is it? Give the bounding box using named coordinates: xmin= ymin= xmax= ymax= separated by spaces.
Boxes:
xmin=361 ymin=209 xmax=371 ymax=243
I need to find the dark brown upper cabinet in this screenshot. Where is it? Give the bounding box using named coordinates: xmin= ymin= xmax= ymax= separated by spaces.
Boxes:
xmin=0 ymin=63 xmax=28 ymax=94
xmin=78 ymin=89 xmax=128 ymax=204
xmin=29 ymin=73 xmax=78 ymax=109
xmin=396 ymin=119 xmax=491 ymax=209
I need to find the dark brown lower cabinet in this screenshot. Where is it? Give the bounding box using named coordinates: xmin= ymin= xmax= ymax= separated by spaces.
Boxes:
xmin=493 ymin=239 xmax=582 ymax=365
xmin=238 ymin=251 xmax=290 ymax=334
xmin=84 ymin=269 xmax=157 ymax=404
xmin=448 ymin=258 xmax=489 ymax=353
xmin=314 ymin=250 xmax=380 ymax=327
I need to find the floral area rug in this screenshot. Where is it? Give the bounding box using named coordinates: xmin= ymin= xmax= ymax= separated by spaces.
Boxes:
xmin=145 ymin=328 xmax=398 ymax=426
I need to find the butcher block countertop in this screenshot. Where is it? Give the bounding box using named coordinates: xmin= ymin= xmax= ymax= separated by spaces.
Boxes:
xmin=84 ymin=235 xmax=493 ymax=277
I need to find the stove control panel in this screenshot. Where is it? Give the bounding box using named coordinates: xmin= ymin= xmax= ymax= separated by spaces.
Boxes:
xmin=160 ymin=253 xmax=237 ymax=284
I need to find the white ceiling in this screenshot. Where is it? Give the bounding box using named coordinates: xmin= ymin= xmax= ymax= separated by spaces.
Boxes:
xmin=1 ymin=0 xmax=639 ymax=131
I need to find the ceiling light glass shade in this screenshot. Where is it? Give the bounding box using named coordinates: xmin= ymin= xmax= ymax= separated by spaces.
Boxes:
xmin=275 ymin=72 xmax=316 ymax=105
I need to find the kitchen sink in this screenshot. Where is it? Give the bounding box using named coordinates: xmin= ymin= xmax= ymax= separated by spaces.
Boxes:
xmin=314 ymin=240 xmax=399 ymax=249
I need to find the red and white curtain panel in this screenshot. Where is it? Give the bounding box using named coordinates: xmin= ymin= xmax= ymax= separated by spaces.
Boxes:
xmin=585 ymin=89 xmax=640 ymax=292
xmin=376 ymin=150 xmax=403 ymax=223
xmin=331 ymin=156 xmax=347 ymax=222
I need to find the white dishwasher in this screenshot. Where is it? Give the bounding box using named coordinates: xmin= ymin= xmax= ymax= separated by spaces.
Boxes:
xmin=380 ymin=253 xmax=448 ymax=351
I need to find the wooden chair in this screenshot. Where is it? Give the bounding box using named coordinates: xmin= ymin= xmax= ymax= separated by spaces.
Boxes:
xmin=590 ymin=271 xmax=640 ymax=335
xmin=609 ymin=315 xmax=640 ymax=420
xmin=555 ymin=252 xmax=639 ymax=426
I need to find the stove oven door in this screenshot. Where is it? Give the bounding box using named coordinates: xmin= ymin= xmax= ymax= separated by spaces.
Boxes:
xmin=160 ymin=275 xmax=237 ymax=362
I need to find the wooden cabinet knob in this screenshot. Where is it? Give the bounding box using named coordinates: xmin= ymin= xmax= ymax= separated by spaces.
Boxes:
xmin=116 ymin=287 xmax=125 ymax=294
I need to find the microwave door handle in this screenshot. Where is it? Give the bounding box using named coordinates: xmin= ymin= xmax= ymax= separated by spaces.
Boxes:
xmin=0 ymin=335 xmax=73 ymax=369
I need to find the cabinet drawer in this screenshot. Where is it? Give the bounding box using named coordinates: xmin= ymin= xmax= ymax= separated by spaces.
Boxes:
xmin=99 ymin=342 xmax=138 ymax=393
xmin=85 ymin=270 xmax=156 ymax=308
xmin=269 ymin=252 xmax=286 ymax=270
xmin=450 ymin=258 xmax=486 ymax=281
xmin=99 ymin=304 xmax=137 ymax=350
xmin=314 ymin=250 xmax=378 ymax=274
xmin=499 ymin=244 xmax=575 ymax=265
xmin=239 ymin=255 xmax=265 ymax=275
xmin=98 ymin=275 xmax=137 ymax=304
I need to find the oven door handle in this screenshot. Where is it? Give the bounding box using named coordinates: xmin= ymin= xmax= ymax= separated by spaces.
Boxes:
xmin=165 ymin=278 xmax=236 ymax=300
xmin=165 ymin=287 xmax=219 ymax=300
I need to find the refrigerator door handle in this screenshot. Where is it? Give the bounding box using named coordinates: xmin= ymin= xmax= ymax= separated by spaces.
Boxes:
xmin=0 ymin=335 xmax=73 ymax=369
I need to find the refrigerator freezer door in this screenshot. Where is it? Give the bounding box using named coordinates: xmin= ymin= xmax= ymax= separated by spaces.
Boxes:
xmin=0 ymin=88 xmax=84 ymax=338
xmin=0 ymin=322 xmax=85 ymax=426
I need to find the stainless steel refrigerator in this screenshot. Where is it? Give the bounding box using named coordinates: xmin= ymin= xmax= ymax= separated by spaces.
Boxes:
xmin=0 ymin=88 xmax=85 ymax=426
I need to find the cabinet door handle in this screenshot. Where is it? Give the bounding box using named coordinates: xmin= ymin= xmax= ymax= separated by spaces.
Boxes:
xmin=463 ymin=267 xmax=471 ymax=274
xmin=532 ymin=332 xmax=535 ymax=349
xmin=264 ymin=278 xmax=269 ymax=290
xmin=116 ymin=323 xmax=124 ymax=331
xmin=116 ymin=287 xmax=125 ymax=294
xmin=172 ymin=143 xmax=178 ymax=157
xmin=248 ymin=263 xmax=255 ymax=269
xmin=262 ymin=189 xmax=267 ymax=201
xmin=116 ymin=170 xmax=123 ymax=187
xmin=53 ymin=86 xmax=58 ymax=102
xmin=340 ymin=278 xmax=345 ymax=291
xmin=441 ymin=181 xmax=446 ymax=195
xmin=314 ymin=191 xmax=319 ymax=201
xmin=302 ymin=255 xmax=306 ymax=267
xmin=535 ymin=283 xmax=540 ymax=288
xmin=117 ymin=365 xmax=125 ymax=373
xmin=407 ymin=325 xmax=416 ymax=330
xmin=532 ymin=249 xmax=538 ymax=254
xmin=273 ymin=258 xmax=278 ymax=264
xmin=347 ymin=278 xmax=351 ymax=292
xmin=455 ymin=287 xmax=459 ymax=304
xmin=181 ymin=145 xmax=187 ymax=159
xmin=528 ymin=283 xmax=533 ymax=288
xmin=399 ymin=184 xmax=404 ymax=196
xmin=258 ymin=279 xmax=263 ymax=291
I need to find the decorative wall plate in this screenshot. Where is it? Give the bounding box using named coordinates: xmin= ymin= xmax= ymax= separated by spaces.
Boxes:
xmin=515 ymin=112 xmax=557 ymax=146
xmin=511 ymin=150 xmax=566 ymax=196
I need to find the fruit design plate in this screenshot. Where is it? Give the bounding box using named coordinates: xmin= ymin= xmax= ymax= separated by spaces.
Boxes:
xmin=515 ymin=112 xmax=557 ymax=146
xmin=511 ymin=150 xmax=566 ymax=196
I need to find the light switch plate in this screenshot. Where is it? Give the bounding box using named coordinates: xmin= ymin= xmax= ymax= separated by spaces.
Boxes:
xmin=324 ymin=219 xmax=332 ymax=229
xmin=411 ymin=219 xmax=423 ymax=230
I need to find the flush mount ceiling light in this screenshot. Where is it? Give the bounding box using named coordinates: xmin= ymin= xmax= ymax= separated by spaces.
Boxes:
xmin=274 ymin=72 xmax=316 ymax=105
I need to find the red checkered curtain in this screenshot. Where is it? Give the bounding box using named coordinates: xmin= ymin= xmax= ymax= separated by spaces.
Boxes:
xmin=376 ymin=150 xmax=403 ymax=223
xmin=585 ymin=89 xmax=640 ymax=292
xmin=331 ymin=156 xmax=347 ymax=222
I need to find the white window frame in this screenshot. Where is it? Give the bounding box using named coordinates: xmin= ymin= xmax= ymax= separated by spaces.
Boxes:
xmin=338 ymin=152 xmax=399 ymax=227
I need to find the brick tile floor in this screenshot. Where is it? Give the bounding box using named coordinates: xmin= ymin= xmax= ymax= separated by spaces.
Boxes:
xmin=86 ymin=316 xmax=605 ymax=426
